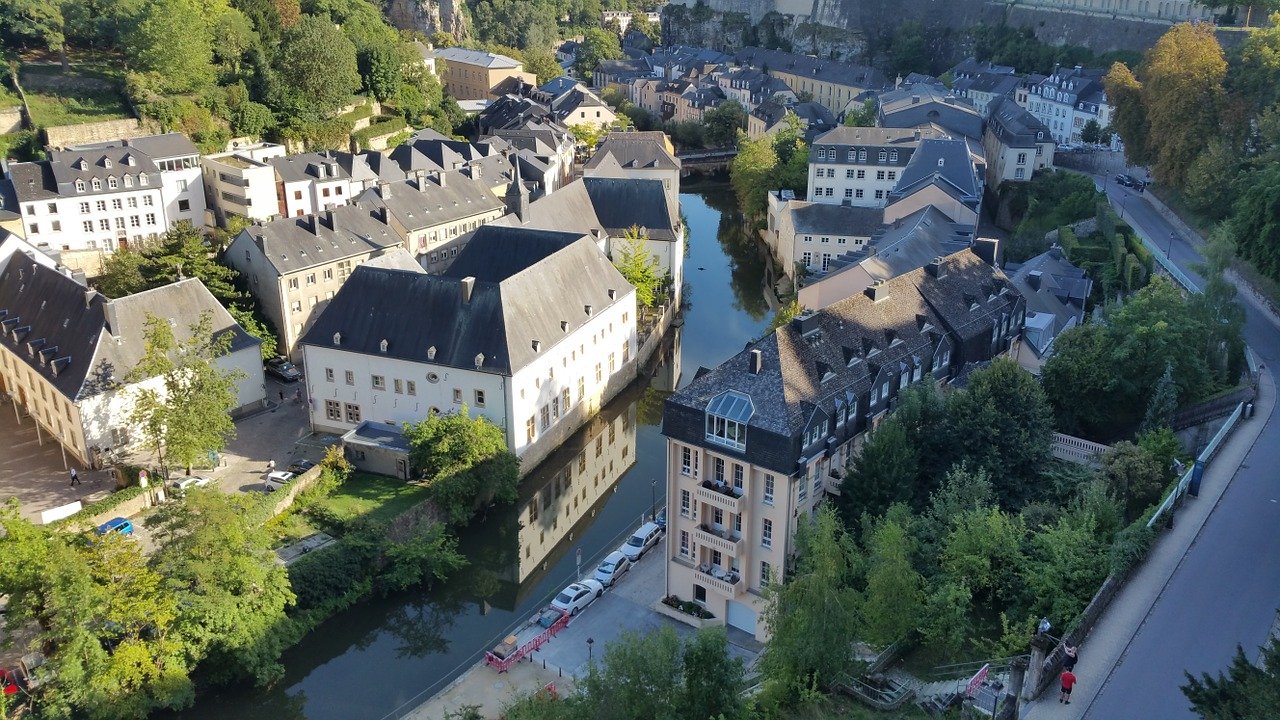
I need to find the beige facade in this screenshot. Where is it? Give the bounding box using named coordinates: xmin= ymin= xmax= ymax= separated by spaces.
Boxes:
xmin=436 ymin=48 xmax=538 ymax=101
xmin=1003 ymin=0 xmax=1214 ymax=21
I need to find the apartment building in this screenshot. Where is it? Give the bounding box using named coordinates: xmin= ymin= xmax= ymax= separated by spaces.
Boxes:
xmin=661 ymin=249 xmax=1024 ymax=639
xmin=746 ymin=100 xmax=834 ymax=141
xmin=434 ymin=47 xmax=538 ymax=101
xmin=201 ymin=142 xmax=288 ymax=225
xmin=882 ymin=138 xmax=985 ymax=226
xmin=6 ymin=133 xmax=206 ymax=272
xmin=733 ymin=47 xmax=889 ymax=116
xmin=806 ymin=126 xmax=949 ymax=207
xmin=878 ymin=84 xmax=985 ymax=140
xmin=299 ymin=226 xmax=638 ymax=475
xmin=0 ymin=236 xmax=263 ymax=469
xmin=1024 ymin=66 xmax=1114 ymax=145
xmin=983 ymin=96 xmax=1056 ymax=187
xmin=583 ymin=131 xmax=682 ymax=215
xmin=764 ymin=190 xmax=882 ymax=279
xmin=268 ymin=152 xmax=354 ymax=218
xmin=224 ymin=204 xmax=407 ymax=357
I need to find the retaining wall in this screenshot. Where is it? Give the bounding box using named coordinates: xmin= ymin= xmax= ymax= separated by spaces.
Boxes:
xmin=0 ymin=108 xmax=23 ymax=134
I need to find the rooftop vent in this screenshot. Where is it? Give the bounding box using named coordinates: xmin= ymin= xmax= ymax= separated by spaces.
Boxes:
xmin=561 ymin=320 xmax=569 ymax=332
xmin=865 ymin=280 xmax=890 ymax=303
xmin=427 ymin=345 xmax=437 ymax=360
xmin=749 ymin=348 xmax=762 ymax=375
xmin=584 ymin=304 xmax=593 ymax=316
xmin=532 ymin=339 xmax=542 ymax=352
xmin=474 ymin=352 xmax=485 ymax=369
xmin=460 ymin=276 xmax=476 ymax=304
xmin=333 ymin=332 xmax=342 ymax=346
xmin=379 ymin=339 xmax=388 ymax=353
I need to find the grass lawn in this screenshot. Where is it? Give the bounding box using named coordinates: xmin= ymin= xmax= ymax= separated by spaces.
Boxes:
xmin=312 ymin=472 xmax=432 ymax=525
xmin=0 ymin=82 xmax=21 ymax=110
xmin=19 ymin=64 xmax=129 ymax=127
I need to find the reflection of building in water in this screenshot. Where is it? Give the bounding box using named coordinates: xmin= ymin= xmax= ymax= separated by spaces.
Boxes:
xmin=511 ymin=391 xmax=638 ymax=588
xmin=650 ymin=326 xmax=683 ymax=394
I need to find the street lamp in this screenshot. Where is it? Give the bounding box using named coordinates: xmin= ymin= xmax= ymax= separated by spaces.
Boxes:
xmin=650 ymin=479 xmax=657 ymax=521
xmin=1167 ymin=231 xmax=1175 ymax=258
xmin=586 ymin=637 xmax=594 ymax=664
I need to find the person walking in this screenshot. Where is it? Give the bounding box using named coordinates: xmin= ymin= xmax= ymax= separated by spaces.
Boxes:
xmin=69 ymin=468 xmax=80 ymax=486
xmin=1063 ymin=644 xmax=1079 ymax=672
xmin=1060 ymin=669 xmax=1077 ymax=704
xmin=279 ymin=390 xmax=285 ymax=403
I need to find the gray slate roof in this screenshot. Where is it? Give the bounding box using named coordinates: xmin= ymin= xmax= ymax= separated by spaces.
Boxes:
xmin=985 ymin=96 xmax=1052 ymax=149
xmin=493 ymin=176 xmax=679 ymax=242
xmin=233 ymin=203 xmax=401 ymax=276
xmin=74 ymin=133 xmax=199 ymax=160
xmin=890 ymin=139 xmax=983 ymax=205
xmin=355 ymin=172 xmax=504 ymax=233
xmin=1004 ymin=246 xmax=1091 ymax=351
xmin=791 ymin=204 xmax=882 ymax=237
xmin=434 ymin=47 xmax=522 ymax=69
xmin=878 ymin=85 xmax=984 ymax=139
xmin=298 ymin=227 xmax=631 ymax=375
xmin=733 ymin=47 xmax=889 ymax=91
xmin=584 ymin=132 xmax=681 ymax=172
xmin=269 ymin=152 xmax=349 ymax=183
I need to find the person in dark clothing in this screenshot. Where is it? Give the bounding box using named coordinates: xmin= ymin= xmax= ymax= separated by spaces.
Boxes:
xmin=1063 ymin=644 xmax=1079 ymax=671
xmin=70 ymin=468 xmax=80 ymax=486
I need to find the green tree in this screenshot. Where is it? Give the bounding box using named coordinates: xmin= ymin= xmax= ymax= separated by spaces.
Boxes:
xmin=403 ymin=405 xmax=520 ymax=524
xmin=765 ymin=298 xmax=801 ymax=334
xmin=1100 ymin=441 xmax=1167 ymax=521
xmin=576 ymin=27 xmax=623 ymax=78
xmin=703 ymin=100 xmax=747 ymax=148
xmin=759 ymin=505 xmax=862 ymax=701
xmin=1229 ymin=161 xmax=1280 ymax=279
xmin=0 ymin=0 xmax=65 ymax=51
xmin=945 ymin=358 xmax=1053 ymax=506
xmin=630 ymin=12 xmax=661 ymax=44
xmin=360 ymin=45 xmax=401 ymax=102
xmin=1022 ymin=513 xmax=1108 ymax=624
xmin=128 ymin=0 xmax=216 ymax=92
xmin=1141 ymin=22 xmax=1228 ymax=187
xmin=1183 ymin=642 xmax=1280 ymax=720
xmin=940 ymin=505 xmax=1027 ymax=609
xmin=127 ymin=312 xmax=243 ymax=476
xmin=613 ymin=225 xmax=663 ymax=307
xmin=839 ymin=418 xmax=918 ymax=522
xmin=730 ymin=132 xmax=779 ymax=218
xmin=682 ymin=626 xmax=745 ymax=720
xmin=578 ymin=626 xmax=684 ymax=720
xmin=1080 ymin=118 xmax=1102 ymax=145
xmin=522 ymin=47 xmax=564 ymax=85
xmin=1104 ymin=62 xmax=1150 ymax=166
xmin=889 ymin=21 xmax=929 ymax=76
xmin=381 ymin=523 xmax=468 ymax=592
xmin=276 ymin=15 xmax=361 ymax=118
xmin=861 ymin=513 xmax=926 ymax=647
xmin=1142 ymin=361 xmax=1179 ymax=432
xmin=146 ymin=491 xmax=296 ymax=686
xmin=211 ymin=9 xmax=258 ymax=74
xmin=1183 ymin=137 xmax=1240 ymax=220
xmin=842 ymin=98 xmax=877 ymax=127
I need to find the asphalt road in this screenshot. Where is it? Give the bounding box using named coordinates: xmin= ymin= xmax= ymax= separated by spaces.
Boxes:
xmin=1084 ymin=181 xmax=1280 ymax=718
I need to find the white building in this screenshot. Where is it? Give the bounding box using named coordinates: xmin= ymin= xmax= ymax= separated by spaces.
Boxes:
xmin=268 ymin=152 xmax=354 ymax=218
xmin=806 ymin=126 xmax=950 ymax=207
xmin=201 ymin=142 xmax=288 ymax=226
xmin=299 ymin=225 xmax=638 ymax=475
xmin=0 ymin=235 xmax=264 ymax=470
xmin=583 ymin=131 xmax=682 ymax=220
xmin=1024 ymin=66 xmax=1114 ymax=145
xmin=983 ymin=96 xmax=1056 ymax=187
xmin=5 ymin=133 xmax=207 ymax=272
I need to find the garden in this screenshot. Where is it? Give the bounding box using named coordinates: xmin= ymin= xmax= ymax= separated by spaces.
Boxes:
xmin=17 ymin=62 xmax=131 ymax=128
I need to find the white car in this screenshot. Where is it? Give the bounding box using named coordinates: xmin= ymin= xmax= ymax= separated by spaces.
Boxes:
xmin=550 ymin=579 xmax=604 ymax=616
xmin=264 ymin=471 xmax=295 ymax=492
xmin=170 ymin=476 xmax=213 ymax=494
xmin=593 ymin=551 xmax=632 ymax=587
xmin=619 ymin=521 xmax=663 ymax=562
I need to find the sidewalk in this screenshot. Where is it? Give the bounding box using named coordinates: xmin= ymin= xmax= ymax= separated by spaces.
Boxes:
xmin=1022 ymin=368 xmax=1276 ymax=719
xmin=404 ymin=658 xmax=574 ymax=720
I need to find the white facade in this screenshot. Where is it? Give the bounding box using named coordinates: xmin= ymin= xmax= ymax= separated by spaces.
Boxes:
xmin=279 ymin=174 xmax=353 ymax=218
xmin=148 ymin=150 xmax=207 ymax=230
xmin=202 ymin=143 xmax=287 ymax=225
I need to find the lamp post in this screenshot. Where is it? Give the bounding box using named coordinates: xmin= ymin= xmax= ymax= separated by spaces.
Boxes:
xmin=586 ymin=637 xmax=594 ymax=665
xmin=650 ymin=479 xmax=657 ymax=521
xmin=1167 ymin=231 xmax=1175 ymax=258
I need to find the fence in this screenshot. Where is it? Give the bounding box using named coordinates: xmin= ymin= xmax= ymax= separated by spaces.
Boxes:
xmin=1171 ymin=385 xmax=1256 ymax=430
xmin=1148 ymin=401 xmax=1244 ymax=529
xmin=1050 ymin=432 xmax=1110 ymax=467
xmin=483 ymin=609 xmax=571 ymax=673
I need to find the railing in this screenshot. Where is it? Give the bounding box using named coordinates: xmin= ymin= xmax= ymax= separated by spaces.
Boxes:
xmin=695 ymin=565 xmax=742 ymax=596
xmin=483 ymin=609 xmax=571 ymax=673
xmin=1148 ymin=401 xmax=1244 ymax=529
xmin=695 ymin=525 xmax=744 ymax=556
xmin=1051 ymin=432 xmax=1110 ymax=467
xmin=1171 ymin=385 xmax=1256 ymax=430
xmin=695 ymin=483 xmax=744 ymax=513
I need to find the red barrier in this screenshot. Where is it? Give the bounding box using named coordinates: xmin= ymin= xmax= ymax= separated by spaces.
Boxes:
xmin=484 ymin=610 xmax=571 ymax=673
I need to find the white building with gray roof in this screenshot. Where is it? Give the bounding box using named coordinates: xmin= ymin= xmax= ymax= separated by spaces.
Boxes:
xmin=298 ymin=225 xmax=637 ymax=475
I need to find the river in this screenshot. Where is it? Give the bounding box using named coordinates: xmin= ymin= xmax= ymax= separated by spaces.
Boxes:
xmin=181 ymin=182 xmax=771 ymax=720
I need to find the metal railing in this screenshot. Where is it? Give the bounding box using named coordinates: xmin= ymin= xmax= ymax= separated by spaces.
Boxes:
xmin=1148 ymin=401 xmax=1244 ymax=528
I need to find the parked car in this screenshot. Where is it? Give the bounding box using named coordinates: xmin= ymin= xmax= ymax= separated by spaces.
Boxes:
xmin=264 ymin=471 xmax=295 ymax=492
xmin=265 ymin=357 xmax=302 ymax=382
xmin=550 ymin=579 xmax=604 ymax=616
xmin=593 ymin=551 xmax=632 ymax=587
xmin=170 ymin=476 xmax=212 ymax=493
xmin=1114 ymin=174 xmax=1135 ymax=187
xmin=619 ymin=521 xmax=663 ymax=562
xmin=96 ymin=517 xmax=133 ymax=536
xmin=654 ymin=507 xmax=667 ymax=531
xmin=287 ymin=459 xmax=316 ymax=475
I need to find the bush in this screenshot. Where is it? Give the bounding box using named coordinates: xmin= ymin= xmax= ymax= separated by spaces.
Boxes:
xmin=663 ymin=595 xmax=715 ymax=619
xmin=1109 ymin=519 xmax=1157 ymax=576
xmin=351 ymin=116 xmax=407 ymax=149
xmin=57 ymin=484 xmax=148 ymax=527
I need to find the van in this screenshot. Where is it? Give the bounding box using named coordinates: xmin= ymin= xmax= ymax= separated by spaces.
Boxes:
xmin=619 ymin=521 xmax=663 ymax=562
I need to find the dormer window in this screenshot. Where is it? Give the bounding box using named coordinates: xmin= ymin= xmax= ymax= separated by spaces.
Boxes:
xmin=124 ymin=175 xmax=133 ymax=188
xmin=107 ymin=177 xmax=118 ymax=189
xmin=75 ymin=180 xmax=85 ymax=192
xmin=104 ymin=158 xmax=112 ymax=168
xmin=140 ymin=174 xmax=148 ymax=185
xmin=937 ymin=158 xmax=945 ymax=168
xmin=705 ymin=390 xmax=752 ymax=452
xmin=91 ymin=179 xmax=101 ymax=190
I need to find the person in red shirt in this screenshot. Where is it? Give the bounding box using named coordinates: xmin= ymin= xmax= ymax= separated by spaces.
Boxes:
xmin=1060 ymin=669 xmax=1078 ymax=704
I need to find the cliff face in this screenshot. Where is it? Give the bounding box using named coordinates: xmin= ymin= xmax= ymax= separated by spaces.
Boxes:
xmin=384 ymin=0 xmax=468 ymax=40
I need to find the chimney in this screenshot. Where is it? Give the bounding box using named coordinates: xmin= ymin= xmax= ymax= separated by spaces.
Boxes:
xmin=749 ymin=348 xmax=762 ymax=375
xmin=789 ymin=310 xmax=821 ymax=336
xmin=925 ymin=257 xmax=945 ymax=278
xmin=864 ymin=280 xmax=890 ymax=303
xmin=322 ymin=209 xmax=335 ymax=231
xmin=607 ymin=288 xmax=617 ymax=300
xmin=460 ymin=276 xmax=476 ymax=304
xmin=103 ymin=299 xmax=120 ymax=338
xmin=436 ymin=170 xmax=448 ymax=188
xmin=1027 ymin=270 xmax=1043 ymax=291
xmin=374 ymin=204 xmax=389 ymax=225
xmin=84 ymin=288 xmax=97 ymax=309
xmin=378 ymin=181 xmax=390 ymax=196
xmin=415 ymin=169 xmax=428 ymax=190
xmin=532 ymin=339 xmax=542 ymax=352
xmin=584 ymin=304 xmax=594 ymax=316
xmin=972 ymin=237 xmax=1000 ymax=266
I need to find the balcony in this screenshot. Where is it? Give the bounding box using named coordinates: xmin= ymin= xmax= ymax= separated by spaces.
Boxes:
xmin=695 ymin=480 xmax=744 ymax=514
xmin=695 ymin=564 xmax=742 ymax=597
xmin=695 ymin=524 xmax=744 ymax=556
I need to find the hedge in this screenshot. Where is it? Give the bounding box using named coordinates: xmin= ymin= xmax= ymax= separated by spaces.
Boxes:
xmin=56 ymin=485 xmax=147 ymax=528
xmin=351 ymin=116 xmax=407 ymax=147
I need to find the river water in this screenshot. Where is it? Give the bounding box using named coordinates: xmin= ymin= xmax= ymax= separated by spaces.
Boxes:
xmin=181 ymin=182 xmax=770 ymax=720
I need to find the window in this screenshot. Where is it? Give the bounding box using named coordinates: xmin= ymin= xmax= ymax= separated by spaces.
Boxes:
xmin=713 ymin=457 xmax=725 ymax=484
xmin=846 ymin=169 xmax=855 ymax=179
xmin=889 ymin=150 xmax=899 ymax=162
xmin=799 ymin=475 xmax=808 ymax=500
xmin=761 ymin=561 xmax=772 ymax=587
xmin=680 ymin=530 xmax=690 ymax=556
xmin=108 ymin=178 xmax=118 ymax=189
xmin=540 ymin=405 xmax=551 ymax=430
xmin=96 ymin=200 xmax=107 ymax=211
xmin=733 ymin=464 xmax=744 ymax=492
xmin=843 ymin=188 xmax=853 ymax=198
xmin=825 ymin=188 xmax=833 ymax=197
xmin=900 ymin=371 xmax=909 ymax=390
xmin=762 ymin=519 xmax=773 ymax=548
xmin=888 ymin=171 xmax=896 ymax=180
xmin=407 ymin=380 xmax=416 ymax=396
xmin=325 ymin=400 xmax=341 ymax=421
xmin=577 ymin=376 xmax=585 ymax=402
xmin=527 ymin=416 xmax=536 ymax=442
xmin=858 ymin=149 xmax=867 ymax=162
xmin=129 ymin=216 xmax=140 ymax=227
xmin=680 ymin=489 xmax=691 ymax=517
xmin=475 ymin=389 xmax=486 ymax=407
xmin=290 ymin=300 xmax=302 ymax=313
xmin=681 ymin=446 xmax=693 ymax=476
xmin=856 ymin=169 xmax=865 ymax=179
xmin=124 ymin=175 xmax=133 ymax=188
xmin=78 ymin=202 xmax=90 ymax=213
xmin=453 ymin=388 xmax=463 ymax=403
xmin=83 ymin=221 xmax=93 ymax=233
xmin=1015 ymin=168 xmax=1026 ymax=179
xmin=551 ymin=396 xmax=559 ymax=419
xmin=306 ymin=273 xmax=316 ymax=286
xmin=876 ymin=170 xmax=886 ymax=180
xmin=705 ymin=390 xmax=752 ymax=451
xmin=145 ymin=213 xmax=156 ymax=225
xmin=803 ymin=251 xmax=812 ymax=267
xmin=344 ymin=403 xmax=361 ymax=423
xmin=144 ymin=195 xmax=154 ymax=206
xmin=99 ymin=219 xmax=110 ymax=231
xmin=325 ymin=368 xmax=334 ymax=382
xmin=345 ymin=370 xmax=355 ymax=385
xmin=288 ymin=278 xmax=299 ymax=290
xmin=855 ymin=189 xmax=864 ymax=199
xmin=27 ymin=223 xmax=38 ymax=235
xmin=561 ymin=387 xmax=570 ymax=412
xmin=115 ymin=217 xmax=125 ymax=229
xmin=1016 ymin=152 xmax=1028 ymax=166
xmin=813 ymin=466 xmax=823 ymax=495
xmin=878 ymin=150 xmax=887 ymax=162
xmin=874 ymin=190 xmax=884 ymax=200
xmin=323 ymin=268 xmax=334 ymax=280
xmin=394 ymin=379 xmax=403 ymax=394
xmin=75 ymin=180 xmax=85 ymax=192
xmin=764 ymin=474 xmax=775 ymax=504
xmin=595 ymin=363 xmax=602 ymax=383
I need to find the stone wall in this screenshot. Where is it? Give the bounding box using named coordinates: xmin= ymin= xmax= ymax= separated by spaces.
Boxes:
xmin=0 ymin=108 xmax=23 ymax=134
xmin=44 ymin=118 xmax=158 ymax=150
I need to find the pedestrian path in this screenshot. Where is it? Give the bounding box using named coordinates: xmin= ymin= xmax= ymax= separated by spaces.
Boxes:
xmin=1022 ymin=369 xmax=1276 ymax=719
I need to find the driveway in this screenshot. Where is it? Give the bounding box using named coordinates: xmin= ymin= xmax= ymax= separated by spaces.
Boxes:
xmin=0 ymin=400 xmax=112 ymax=522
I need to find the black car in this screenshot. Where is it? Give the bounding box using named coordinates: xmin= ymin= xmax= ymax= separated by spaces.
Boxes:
xmin=265 ymin=357 xmax=302 ymax=382
xmin=287 ymin=459 xmax=317 ymax=475
xmin=1114 ymin=174 xmax=1135 ymax=187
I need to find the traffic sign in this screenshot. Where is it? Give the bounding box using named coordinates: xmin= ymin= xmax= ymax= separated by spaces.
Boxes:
xmin=965 ymin=663 xmax=990 ymax=697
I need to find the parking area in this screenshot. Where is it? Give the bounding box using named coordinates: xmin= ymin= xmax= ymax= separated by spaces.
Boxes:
xmin=535 ymin=545 xmax=763 ymax=679
xmin=0 ymin=401 xmax=112 ymax=522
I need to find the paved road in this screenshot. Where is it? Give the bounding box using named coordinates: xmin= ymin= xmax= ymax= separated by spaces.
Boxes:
xmin=1082 ymin=181 xmax=1280 ymax=719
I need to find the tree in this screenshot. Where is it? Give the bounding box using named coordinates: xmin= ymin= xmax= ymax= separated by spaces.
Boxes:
xmin=630 ymin=12 xmax=661 ymax=45
xmin=127 ymin=312 xmax=243 ymax=476
xmin=1100 ymin=441 xmax=1167 ymax=521
xmin=1183 ymin=642 xmax=1280 ymax=719
xmin=578 ymin=626 xmax=685 ymax=720
xmin=381 ymin=523 xmax=468 ymax=592
xmin=703 ymin=100 xmax=747 ymax=148
xmin=1080 ymin=118 xmax=1103 ymax=145
xmin=95 ymin=223 xmax=241 ymax=304
xmin=759 ymin=505 xmax=862 ymax=701
xmin=1022 ymin=513 xmax=1108 ymax=625
xmin=1141 ymin=22 xmax=1228 ymax=187
xmin=360 ymin=45 xmax=401 ymax=102
xmin=1183 ymin=137 xmax=1241 ymax=220
xmin=403 ymin=406 xmax=520 ymax=525
xmin=945 ymin=358 xmax=1053 ymax=506
xmin=1228 ymin=161 xmax=1280 ymax=279
xmin=0 ymin=0 xmax=65 ymax=51
xmin=276 ymin=15 xmax=361 ymax=118
xmin=1141 ymin=361 xmax=1179 ymax=432
xmin=522 ymin=47 xmax=564 ymax=85
xmin=128 ymin=0 xmax=216 ymax=92
xmin=839 ymin=418 xmax=918 ymax=522
xmin=682 ymin=627 xmax=745 ymax=720
xmin=576 ymin=27 xmax=623 ymax=79
xmin=146 ymin=491 xmax=296 ymax=686
xmin=613 ymin=226 xmax=663 ymax=307
xmin=940 ymin=506 xmax=1027 ymax=609
xmin=211 ymin=9 xmax=258 ymax=74
xmin=889 ymin=21 xmax=929 ymax=77
xmin=861 ymin=514 xmax=926 ymax=647
xmin=1104 ymin=62 xmax=1150 ymax=166
xmin=843 ymin=98 xmax=877 ymax=127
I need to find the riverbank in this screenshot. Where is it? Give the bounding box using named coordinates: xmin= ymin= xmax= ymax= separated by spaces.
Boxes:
xmin=407 ymin=659 xmax=574 ymax=720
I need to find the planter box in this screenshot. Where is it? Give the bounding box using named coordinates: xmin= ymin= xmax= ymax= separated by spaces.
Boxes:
xmin=652 ymin=599 xmax=720 ymax=630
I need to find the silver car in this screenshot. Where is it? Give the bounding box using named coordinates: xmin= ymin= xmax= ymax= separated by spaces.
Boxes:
xmin=550 ymin=579 xmax=604 ymax=616
xmin=593 ymin=551 xmax=632 ymax=587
